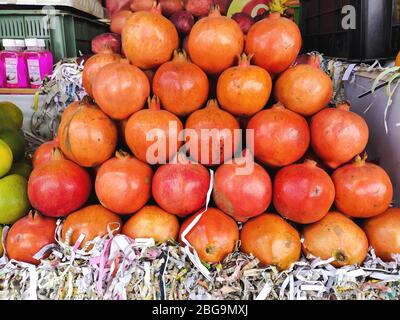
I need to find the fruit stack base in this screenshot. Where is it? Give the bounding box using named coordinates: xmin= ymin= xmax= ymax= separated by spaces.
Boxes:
xmin=0 ymin=230 xmax=399 ymax=300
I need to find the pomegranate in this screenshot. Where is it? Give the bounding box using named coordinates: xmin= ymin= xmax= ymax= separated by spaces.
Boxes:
xmin=125 ymin=96 xmax=183 ymax=164
xmin=213 ymin=150 xmax=272 ymax=222
xmin=62 ymin=205 xmax=122 ymax=249
xmin=179 ymin=207 xmax=239 ymax=263
xmin=6 ymin=211 xmax=57 ymax=265
xmin=247 ymin=103 xmax=310 ymax=167
xmin=232 ymin=12 xmax=255 ymax=34
xmin=122 ymin=4 xmax=179 ymax=69
xmin=332 ymin=155 xmax=393 ymax=218
xmin=91 ymin=33 xmax=121 ymax=54
xmin=28 ymin=149 xmax=91 ymax=218
xmin=95 ymin=151 xmax=153 ymax=215
xmin=364 ymin=208 xmax=400 ymax=261
xmin=303 ymin=211 xmax=369 ymax=267
xmin=130 ymin=0 xmax=154 ymax=11
xmin=187 ymin=6 xmax=244 ymax=74
xmin=273 ymin=160 xmax=335 ymax=224
xmin=184 ymin=0 xmax=212 ymax=17
xmin=217 ymin=53 xmax=272 ymax=117
xmin=169 ymin=11 xmax=195 ymax=36
xmin=185 ymin=100 xmax=241 ymax=166
xmin=240 ymin=214 xmax=301 ymax=270
xmin=274 ymin=64 xmax=333 ymax=116
xmin=110 ymin=10 xmax=132 ymax=34
xmin=245 ymin=12 xmax=301 ymax=75
xmin=160 ymin=0 xmax=183 ymax=16
xmin=311 ymin=102 xmax=369 ymax=169
xmin=122 ymin=205 xmax=180 ymax=242
xmin=93 ymin=61 xmax=150 ymax=120
xmin=32 ymin=138 xmax=59 ymax=168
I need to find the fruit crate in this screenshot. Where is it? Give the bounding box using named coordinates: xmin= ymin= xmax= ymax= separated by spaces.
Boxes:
xmin=301 ymin=0 xmax=399 ymax=61
xmin=0 ymin=8 xmax=109 ymax=62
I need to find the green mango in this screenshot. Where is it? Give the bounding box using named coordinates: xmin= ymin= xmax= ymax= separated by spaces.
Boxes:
xmin=0 ymin=129 xmax=26 ymax=161
xmin=0 ymin=139 xmax=13 ymax=178
xmin=0 ymin=174 xmax=30 ymax=224
xmin=0 ymin=101 xmax=24 ymax=131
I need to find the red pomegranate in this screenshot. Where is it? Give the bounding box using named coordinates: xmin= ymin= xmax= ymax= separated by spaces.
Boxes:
xmin=28 ymin=149 xmax=92 ymax=217
xmin=32 ymin=138 xmax=59 ymax=168
xmin=125 ymin=96 xmax=183 ymax=164
xmin=274 ymin=64 xmax=333 ymax=116
xmin=185 ymin=100 xmax=241 ymax=166
xmin=213 ymin=150 xmax=272 ymax=222
xmin=95 ymin=151 xmax=153 ymax=215
xmin=6 ymin=211 xmax=57 ymax=265
xmin=332 ymin=155 xmax=393 ymax=218
xmin=179 ymin=207 xmax=239 ymax=263
xmin=245 ymin=12 xmax=302 ymax=75
xmin=152 ymin=153 xmax=210 ymax=217
xmin=273 ymin=160 xmax=335 ymax=224
xmin=311 ymin=102 xmax=369 ymax=169
xmin=122 ymin=205 xmax=180 ymax=242
xmin=240 ymin=214 xmax=301 ymax=270
xmin=110 ymin=10 xmax=132 ymax=34
xmin=247 ymin=103 xmax=310 ymax=167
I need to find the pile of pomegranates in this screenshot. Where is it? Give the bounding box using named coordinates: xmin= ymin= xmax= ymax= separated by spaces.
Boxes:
xmin=6 ymin=2 xmax=398 ymax=273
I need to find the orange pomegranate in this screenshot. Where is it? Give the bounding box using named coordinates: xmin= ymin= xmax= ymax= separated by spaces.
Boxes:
xmin=274 ymin=64 xmax=333 ymax=116
xmin=217 ymin=53 xmax=272 ymax=117
xmin=303 ymin=211 xmax=369 ymax=267
xmin=62 ymin=205 xmax=122 ymax=249
xmin=82 ymin=53 xmax=122 ymax=98
xmin=58 ymin=99 xmax=118 ymax=167
xmin=247 ymin=103 xmax=310 ymax=167
xmin=245 ymin=12 xmax=302 ymax=75
xmin=364 ymin=208 xmax=400 ymax=261
xmin=122 ymin=4 xmax=179 ymax=69
xmin=187 ymin=6 xmax=244 ymax=75
xmin=93 ymin=61 xmax=150 ymax=120
xmin=311 ymin=102 xmax=369 ymax=169
xmin=185 ymin=100 xmax=241 ymax=166
xmin=332 ymin=155 xmax=393 ymax=218
xmin=153 ymin=49 xmax=209 ymax=117
xmin=95 ymin=151 xmax=153 ymax=215
xmin=125 ymin=96 xmax=183 ymax=164
xmin=179 ymin=207 xmax=239 ymax=263
xmin=122 ymin=205 xmax=179 ymax=242
xmin=240 ymin=214 xmax=301 ymax=270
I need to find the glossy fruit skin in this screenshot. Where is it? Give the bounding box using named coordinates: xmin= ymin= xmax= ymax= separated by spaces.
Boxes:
xmin=217 ymin=54 xmax=272 ymax=117
xmin=58 ymin=100 xmax=118 ymax=167
xmin=0 ymin=174 xmax=30 ymax=224
xmin=110 ymin=10 xmax=132 ymax=34
xmin=62 ymin=205 xmax=122 ymax=249
xmin=303 ymin=211 xmax=369 ymax=267
xmin=122 ymin=205 xmax=179 ymax=242
xmin=0 ymin=129 xmax=25 ymax=162
xmin=95 ymin=152 xmax=153 ymax=215
xmin=122 ymin=7 xmax=179 ymax=69
xmin=32 ymin=139 xmax=59 ymax=168
xmin=185 ymin=100 xmax=241 ymax=166
xmin=125 ymin=97 xmax=183 ymax=164
xmin=28 ymin=150 xmax=92 ymax=218
xmin=273 ymin=160 xmax=335 ymax=224
xmin=152 ymin=155 xmax=210 ymax=217
xmin=0 ymin=139 xmax=13 ymax=178
xmin=274 ymin=64 xmax=333 ymax=116
xmin=153 ymin=50 xmax=209 ymax=117
xmin=213 ymin=153 xmax=272 ymax=222
xmin=364 ymin=208 xmax=400 ymax=261
xmin=247 ymin=103 xmax=310 ymax=167
xmin=179 ymin=207 xmax=239 ymax=263
xmin=245 ymin=12 xmax=302 ymax=75
xmin=6 ymin=212 xmax=56 ymax=265
xmin=310 ymin=104 xmax=369 ymax=169
xmin=240 ymin=214 xmax=301 ymax=270
xmin=0 ymin=101 xmax=23 ymax=131
xmin=82 ymin=53 xmax=122 ymax=98
xmin=187 ymin=7 xmax=244 ymax=75
xmin=332 ymin=157 xmax=393 ymax=218
xmin=93 ymin=62 xmax=150 ymax=120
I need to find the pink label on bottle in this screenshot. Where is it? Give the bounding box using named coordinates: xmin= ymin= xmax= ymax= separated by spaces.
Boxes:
xmin=27 ymin=58 xmax=42 ymax=86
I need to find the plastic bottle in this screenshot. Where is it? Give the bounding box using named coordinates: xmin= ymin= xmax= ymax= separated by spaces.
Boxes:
xmin=0 ymin=56 xmax=4 ymax=88
xmin=0 ymin=39 xmax=29 ymax=88
xmin=25 ymin=38 xmax=46 ymax=89
xmin=37 ymin=39 xmax=54 ymax=77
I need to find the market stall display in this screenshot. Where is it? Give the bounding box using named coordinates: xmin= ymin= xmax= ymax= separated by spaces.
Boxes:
xmin=0 ymin=0 xmax=400 ymax=301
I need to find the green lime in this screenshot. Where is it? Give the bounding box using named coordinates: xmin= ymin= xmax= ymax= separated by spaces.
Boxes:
xmin=0 ymin=129 xmax=26 ymax=161
xmin=0 ymin=101 xmax=24 ymax=131
xmin=0 ymin=139 xmax=13 ymax=178
xmin=0 ymin=175 xmax=30 ymax=224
